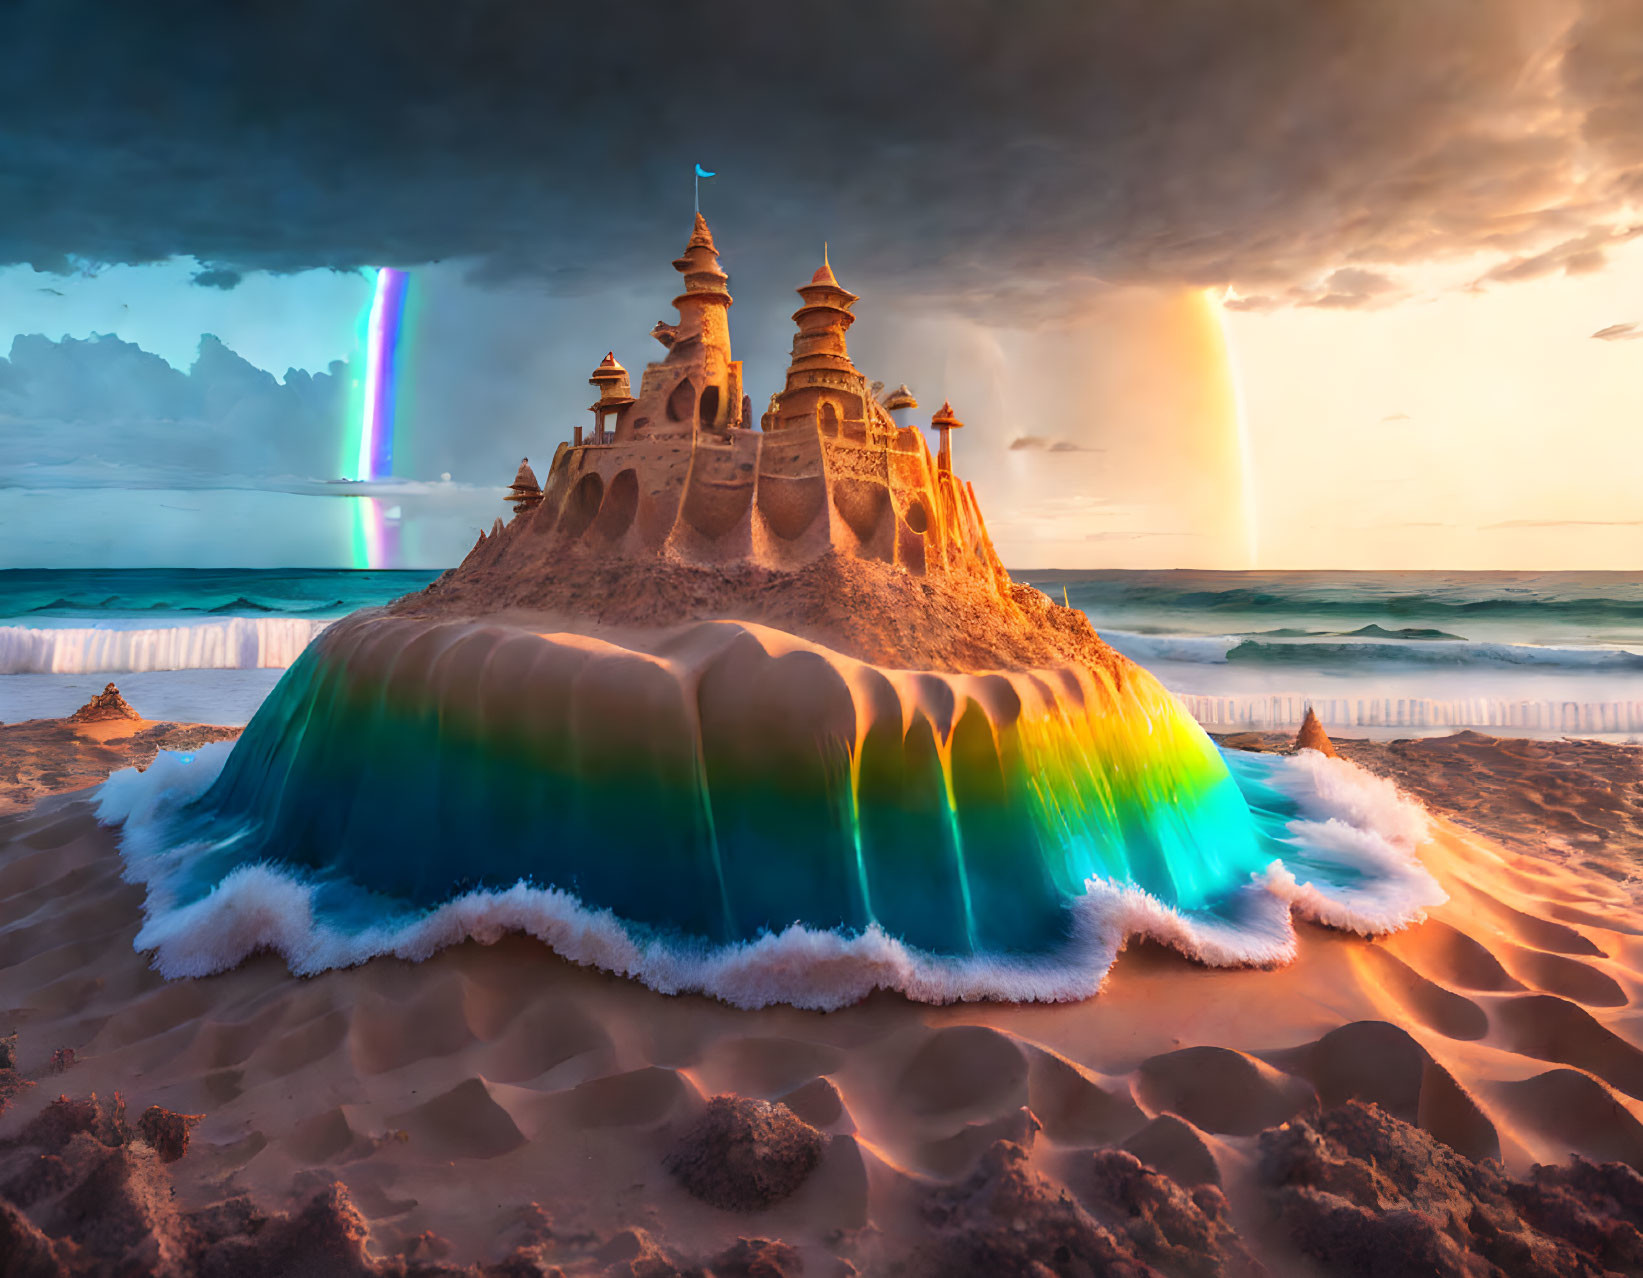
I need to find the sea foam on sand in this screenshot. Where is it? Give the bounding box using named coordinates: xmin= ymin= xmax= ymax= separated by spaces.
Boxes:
xmin=98 ymin=742 xmax=1442 ymax=1010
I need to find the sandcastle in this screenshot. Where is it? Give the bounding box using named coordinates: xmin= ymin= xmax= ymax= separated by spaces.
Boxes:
xmin=409 ymin=216 xmax=1066 ymax=673
xmin=115 ymin=216 xmax=1442 ymax=1008
xmin=478 ymin=218 xmax=999 ymax=583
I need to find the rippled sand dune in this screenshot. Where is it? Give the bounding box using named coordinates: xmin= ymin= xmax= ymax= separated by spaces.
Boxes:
xmin=5 ymin=753 xmax=1643 ymax=1272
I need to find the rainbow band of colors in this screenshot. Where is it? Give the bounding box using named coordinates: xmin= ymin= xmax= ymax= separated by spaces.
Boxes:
xmin=154 ymin=618 xmax=1288 ymax=960
xmin=356 ymin=268 xmax=408 ymax=482
xmin=345 ymin=268 xmax=408 ymax=570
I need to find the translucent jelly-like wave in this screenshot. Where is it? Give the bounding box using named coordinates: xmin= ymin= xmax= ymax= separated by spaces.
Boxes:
xmin=99 ymin=612 xmax=1444 ymax=1008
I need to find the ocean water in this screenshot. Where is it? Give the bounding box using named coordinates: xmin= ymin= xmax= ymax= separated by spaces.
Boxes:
xmin=1028 ymin=569 xmax=1643 ymax=738
xmin=0 ymin=569 xmax=435 ymax=724
xmin=2 ymin=567 xmax=1641 ymax=736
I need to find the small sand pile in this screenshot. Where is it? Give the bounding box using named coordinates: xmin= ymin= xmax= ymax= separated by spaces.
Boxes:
xmin=665 ymin=1096 xmax=824 ymax=1212
xmin=67 ymin=684 xmax=141 ymax=724
xmin=1294 ymin=706 xmax=1338 ymax=757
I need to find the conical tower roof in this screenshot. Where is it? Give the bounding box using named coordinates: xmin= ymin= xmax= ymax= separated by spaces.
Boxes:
xmin=686 ymin=212 xmax=716 ymax=252
xmin=795 ymin=245 xmax=858 ymax=311
xmin=509 ymin=458 xmax=541 ymax=492
xmin=589 ymin=351 xmax=627 ymax=384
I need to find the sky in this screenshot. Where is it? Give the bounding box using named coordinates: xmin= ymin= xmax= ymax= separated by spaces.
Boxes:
xmin=1 ymin=0 xmax=1639 ymax=570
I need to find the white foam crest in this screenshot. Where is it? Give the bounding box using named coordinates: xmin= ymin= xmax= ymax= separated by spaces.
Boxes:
xmin=1182 ymin=692 xmax=1643 ymax=735
xmin=96 ymin=739 xmax=234 ymax=830
xmin=1272 ymin=749 xmax=1430 ymax=851
xmin=1101 ymin=631 xmax=1238 ymax=664
xmin=99 ymin=745 xmax=1447 ymax=1010
xmin=0 ymin=618 xmax=330 ymax=674
xmin=1246 ymin=748 xmax=1446 ymax=932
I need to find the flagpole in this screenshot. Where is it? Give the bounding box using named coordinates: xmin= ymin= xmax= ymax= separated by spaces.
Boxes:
xmin=695 ymin=168 xmax=699 ymax=214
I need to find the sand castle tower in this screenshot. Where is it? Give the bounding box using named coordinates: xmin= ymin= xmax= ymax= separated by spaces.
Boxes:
xmin=659 ymin=213 xmax=742 ymax=434
xmin=772 ymin=247 xmax=866 ymax=437
xmin=930 ymin=400 xmax=964 ymax=473
xmin=507 ymin=459 xmax=542 ymax=513
xmin=883 ymin=383 xmax=918 ymax=428
xmin=586 ymin=353 xmax=633 ymax=446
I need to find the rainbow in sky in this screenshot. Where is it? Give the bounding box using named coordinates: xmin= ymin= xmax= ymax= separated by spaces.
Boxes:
xmin=347 ymin=268 xmax=410 ymax=569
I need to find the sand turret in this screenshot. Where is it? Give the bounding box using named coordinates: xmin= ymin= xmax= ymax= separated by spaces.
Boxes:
xmin=661 ymin=215 xmax=739 ymax=434
xmin=930 ymin=401 xmax=965 ymax=473
xmin=508 ymin=458 xmax=543 ymax=513
xmin=586 ymin=353 xmax=634 ymax=445
xmin=773 ymin=249 xmax=864 ymax=435
xmin=883 ymin=383 xmax=917 ymax=415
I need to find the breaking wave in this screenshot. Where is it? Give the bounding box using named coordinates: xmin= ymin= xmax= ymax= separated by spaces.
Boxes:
xmin=0 ymin=618 xmax=332 ymax=674
xmin=1104 ymin=630 xmax=1643 ymax=673
xmin=1181 ymin=693 xmax=1643 ymax=735
xmin=1025 ymin=571 xmax=1643 ymax=628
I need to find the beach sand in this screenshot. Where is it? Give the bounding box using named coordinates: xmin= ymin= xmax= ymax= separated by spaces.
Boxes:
xmin=3 ymin=714 xmax=1643 ymax=1274
xmin=0 ymin=705 xmax=240 ymax=818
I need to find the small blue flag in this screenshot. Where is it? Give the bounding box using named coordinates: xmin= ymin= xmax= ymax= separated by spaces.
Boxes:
xmin=695 ymin=164 xmax=716 ymax=178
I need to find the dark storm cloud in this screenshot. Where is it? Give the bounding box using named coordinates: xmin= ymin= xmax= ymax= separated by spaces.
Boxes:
xmin=190 ymin=267 xmax=244 ymax=290
xmin=1231 ymin=266 xmax=1403 ymax=312
xmin=2 ymin=0 xmax=1640 ymax=314
xmin=1472 ymin=224 xmax=1643 ymax=286
xmin=1302 ymin=268 xmax=1400 ymax=310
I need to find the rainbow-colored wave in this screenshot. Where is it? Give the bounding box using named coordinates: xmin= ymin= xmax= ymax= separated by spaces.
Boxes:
xmin=104 ymin=615 xmax=1442 ymax=1006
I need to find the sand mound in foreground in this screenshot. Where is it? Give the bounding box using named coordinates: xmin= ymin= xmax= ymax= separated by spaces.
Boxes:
xmin=5 ymin=759 xmax=1643 ymax=1269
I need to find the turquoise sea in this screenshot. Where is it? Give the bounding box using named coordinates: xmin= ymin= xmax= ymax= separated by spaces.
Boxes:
xmin=2 ymin=567 xmax=1641 ymax=736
